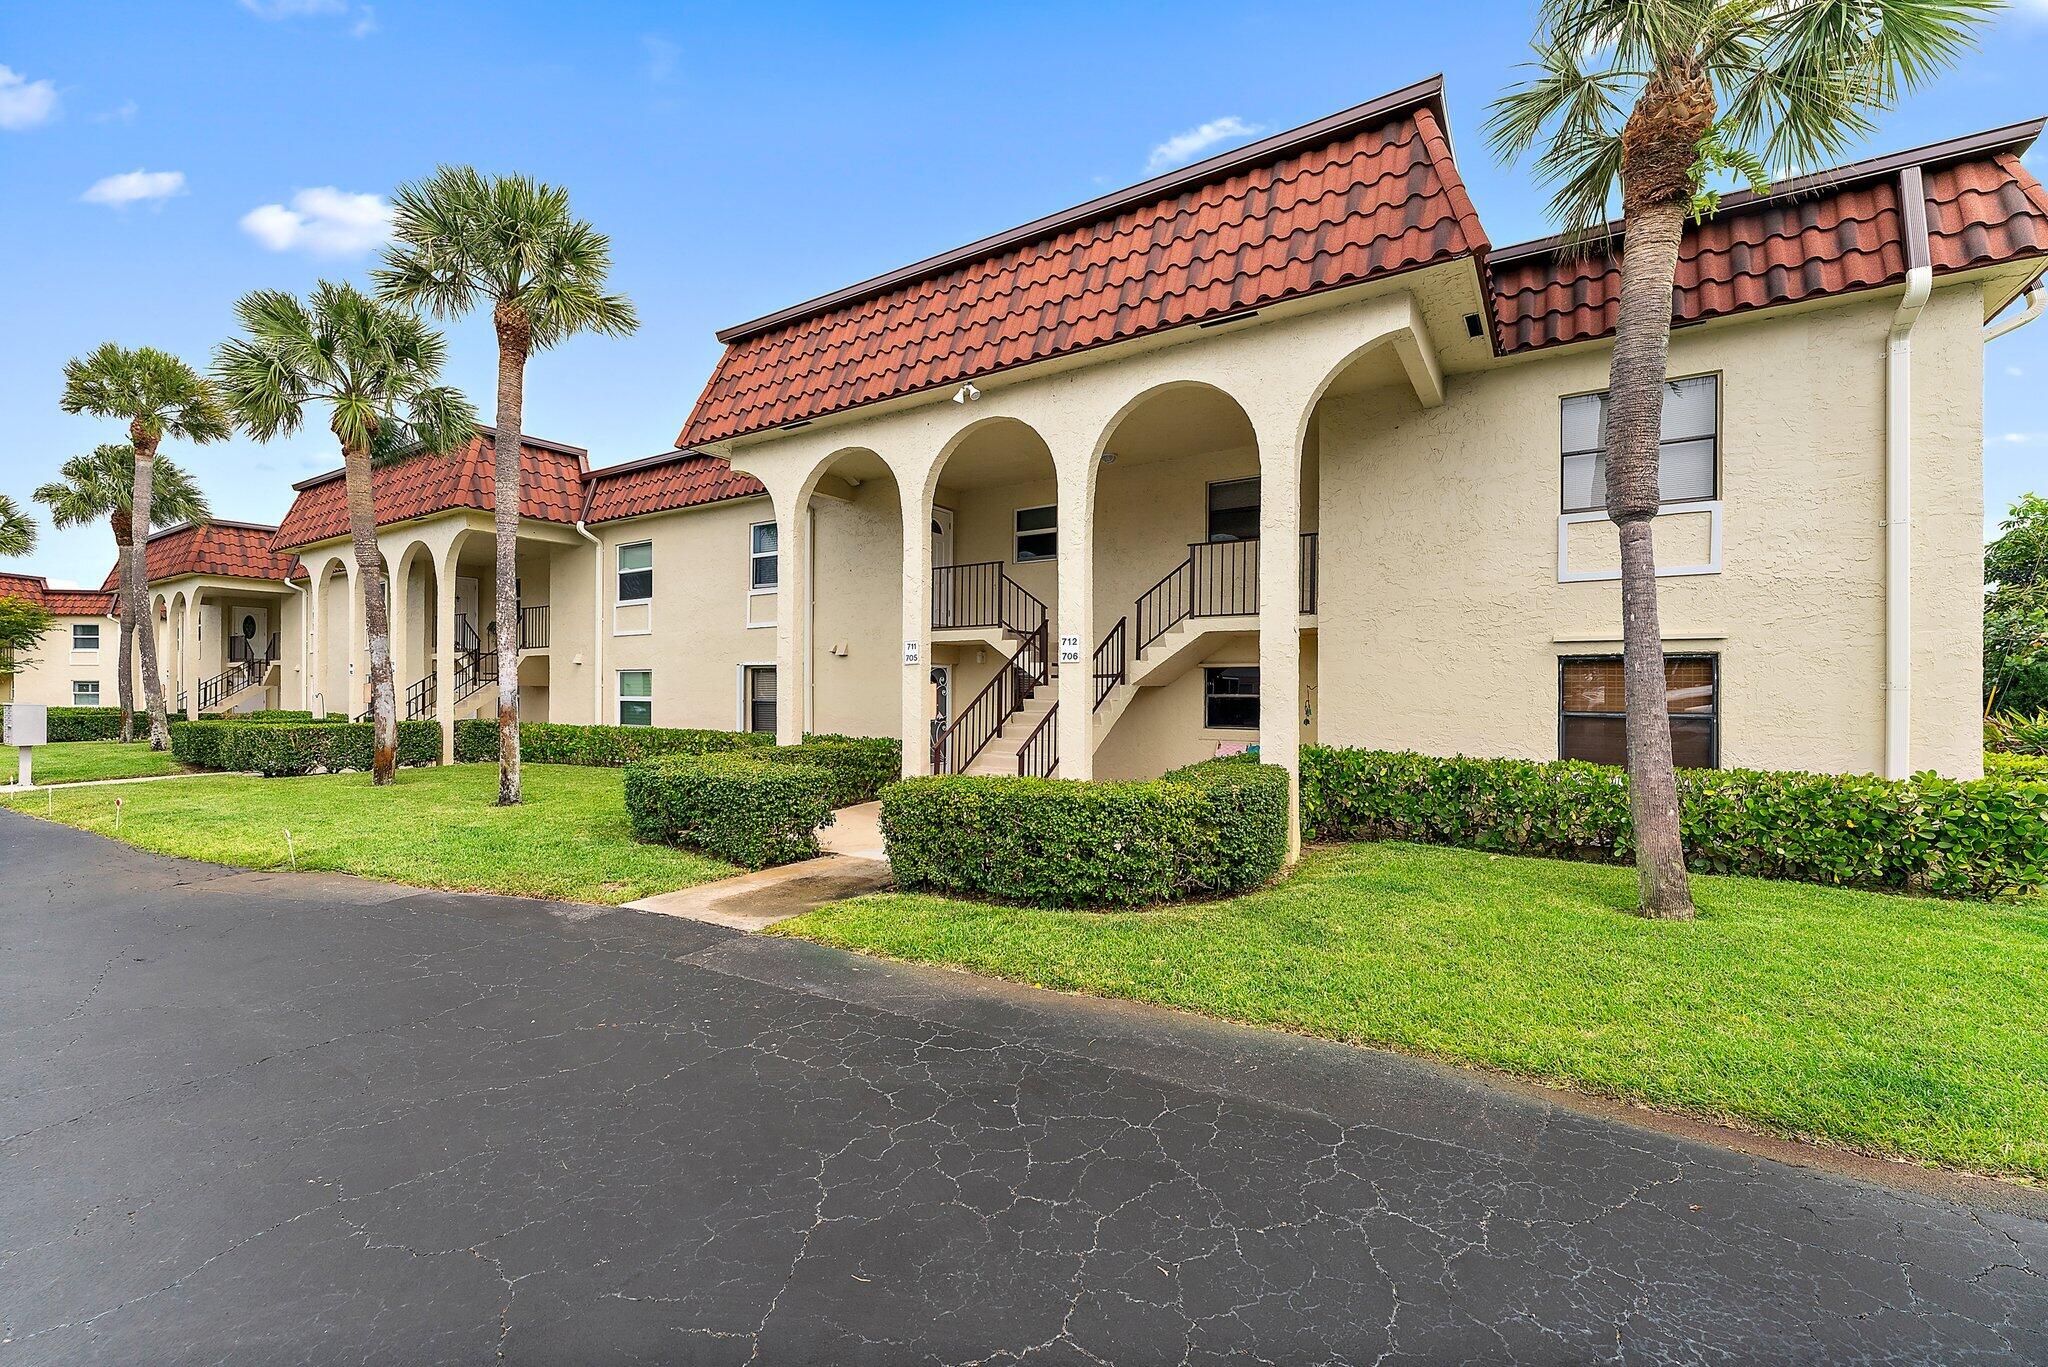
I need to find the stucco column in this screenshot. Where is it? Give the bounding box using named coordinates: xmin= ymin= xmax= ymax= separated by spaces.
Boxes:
xmin=898 ymin=478 xmax=935 ymax=777
xmin=432 ymin=543 xmax=458 ymax=762
xmin=1053 ymin=450 xmax=1095 ymax=780
xmin=1254 ymin=412 xmax=1304 ymax=859
xmin=347 ymin=563 xmax=367 ymax=720
xmin=773 ymin=492 xmax=810 ymax=746
xmin=180 ymin=593 xmax=201 ymax=720
xmin=388 ymin=559 xmax=412 ymax=725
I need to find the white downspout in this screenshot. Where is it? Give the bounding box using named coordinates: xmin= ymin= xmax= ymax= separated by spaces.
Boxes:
xmin=575 ymin=520 xmax=603 ymax=723
xmin=286 ymin=574 xmax=310 ymax=713
xmin=807 ymin=503 xmax=818 ymax=734
xmin=1984 ymin=283 xmax=2046 ymax=343
xmin=1885 ymin=165 xmax=1933 ymax=781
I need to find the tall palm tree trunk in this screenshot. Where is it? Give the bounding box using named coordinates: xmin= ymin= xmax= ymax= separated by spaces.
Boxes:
xmin=492 ymin=303 xmax=530 ymax=807
xmin=341 ymin=441 xmax=399 ymax=784
xmin=127 ymin=429 xmax=171 ymax=750
xmin=1605 ymin=73 xmax=1711 ymax=920
xmin=112 ymin=510 xmax=136 ymax=743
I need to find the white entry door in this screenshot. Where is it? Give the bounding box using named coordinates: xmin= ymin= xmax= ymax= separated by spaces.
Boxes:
xmin=931 ymin=507 xmax=955 ymax=567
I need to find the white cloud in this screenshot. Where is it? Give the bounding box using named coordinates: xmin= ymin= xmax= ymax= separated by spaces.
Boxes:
xmin=351 ymin=6 xmax=377 ymax=37
xmin=46 ymin=577 xmax=80 ymax=591
xmin=93 ymin=100 xmax=138 ymax=125
xmin=81 ymin=169 xmax=187 ymax=207
xmin=1998 ymin=431 xmax=2048 ymax=445
xmin=2007 ymin=364 xmax=2026 ymax=378
xmin=240 ymin=186 xmax=394 ymax=256
xmin=0 ymin=64 xmax=58 ymax=130
xmin=643 ymin=34 xmax=682 ymax=83
xmin=239 ymin=0 xmax=346 ymax=15
xmin=1146 ymin=116 xmax=1263 ymax=173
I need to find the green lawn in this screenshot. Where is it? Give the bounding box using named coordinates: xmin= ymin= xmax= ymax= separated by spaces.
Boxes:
xmin=2 ymin=739 xmax=191 ymax=786
xmin=0 ymin=762 xmax=735 ymax=904
xmin=785 ymin=842 xmax=2048 ymax=1180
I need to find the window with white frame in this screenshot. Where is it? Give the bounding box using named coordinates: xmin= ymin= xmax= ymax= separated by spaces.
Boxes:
xmin=72 ymin=622 xmax=101 ymax=652
xmin=744 ymin=665 xmax=777 ymax=735
xmin=1014 ymin=505 xmax=1057 ymax=562
xmin=750 ymin=522 xmax=778 ymax=593
xmin=618 ymin=670 xmax=653 ymax=727
xmin=1561 ymin=374 xmax=1719 ymax=513
xmin=72 ymin=679 xmax=100 ymax=707
xmin=617 ymin=541 xmax=652 ymax=603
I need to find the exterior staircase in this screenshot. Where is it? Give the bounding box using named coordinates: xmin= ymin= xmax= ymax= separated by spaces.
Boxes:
xmin=961 ymin=670 xmax=1059 ymax=776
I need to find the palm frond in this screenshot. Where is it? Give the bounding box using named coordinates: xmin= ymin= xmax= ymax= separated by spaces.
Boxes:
xmin=33 ymin=445 xmax=210 ymax=530
xmin=0 ymin=493 xmax=37 ymax=559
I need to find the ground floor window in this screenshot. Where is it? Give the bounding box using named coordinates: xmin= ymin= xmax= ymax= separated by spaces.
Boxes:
xmin=73 ymin=680 xmax=100 ymax=707
xmin=1204 ymin=666 xmax=1259 ymax=730
xmin=618 ymin=670 xmax=652 ymax=727
xmin=1559 ymin=654 xmax=1718 ymax=768
xmin=744 ymin=665 xmax=777 ymax=735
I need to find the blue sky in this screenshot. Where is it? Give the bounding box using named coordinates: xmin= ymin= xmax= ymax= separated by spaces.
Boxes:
xmin=5 ymin=0 xmax=2048 ymax=588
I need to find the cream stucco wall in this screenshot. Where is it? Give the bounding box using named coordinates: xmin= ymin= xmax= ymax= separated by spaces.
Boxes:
xmin=2 ymin=612 xmax=121 ymax=709
xmin=1316 ymin=283 xmax=1985 ymax=778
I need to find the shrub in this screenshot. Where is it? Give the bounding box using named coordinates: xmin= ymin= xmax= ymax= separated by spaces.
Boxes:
xmin=1299 ymin=747 xmax=2048 ymax=900
xmin=454 ymin=718 xmax=770 ymax=766
xmin=880 ymin=761 xmax=1290 ymax=908
xmin=45 ymin=706 xmax=125 ymax=742
xmin=1986 ymin=710 xmax=2048 ymax=756
xmin=171 ymin=720 xmax=441 ymax=777
xmin=625 ymin=751 xmax=834 ymax=867
xmin=762 ymin=736 xmax=901 ymax=808
xmin=1984 ymin=752 xmax=2048 ymax=782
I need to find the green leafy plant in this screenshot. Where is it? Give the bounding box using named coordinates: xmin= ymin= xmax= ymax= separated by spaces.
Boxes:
xmin=171 ymin=720 xmax=441 ymax=777
xmin=0 ymin=493 xmax=37 ymax=558
xmin=624 ymin=751 xmax=834 ymax=868
xmin=1299 ymin=747 xmax=2048 ymax=901
xmin=880 ymin=760 xmax=1290 ymax=909
xmin=0 ymin=595 xmax=55 ymax=674
xmin=453 ymin=718 xmax=771 ymax=766
xmin=760 ymin=736 xmax=901 ymax=808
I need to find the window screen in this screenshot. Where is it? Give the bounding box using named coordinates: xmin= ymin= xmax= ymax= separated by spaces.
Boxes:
xmin=1014 ymin=505 xmax=1057 ymax=562
xmin=1206 ymin=478 xmax=1261 ymax=542
xmin=1204 ymin=666 xmax=1260 ymax=730
xmin=618 ymin=542 xmax=653 ymax=602
xmin=1559 ymin=655 xmax=1718 ymax=768
xmin=750 ymin=522 xmax=778 ymax=591
xmin=618 ymin=669 xmax=652 ymax=727
xmin=1561 ymin=374 xmax=1718 ymax=513
xmin=72 ymin=623 xmax=101 ymax=651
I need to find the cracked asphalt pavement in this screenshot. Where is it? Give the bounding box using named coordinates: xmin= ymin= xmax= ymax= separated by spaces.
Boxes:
xmin=3 ymin=811 xmax=2044 ymax=1364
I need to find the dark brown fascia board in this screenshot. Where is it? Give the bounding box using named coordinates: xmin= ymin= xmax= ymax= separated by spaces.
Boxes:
xmin=290 ymin=425 xmax=589 ymax=491
xmin=1487 ymin=117 xmax=2047 ymax=265
xmin=143 ymin=518 xmax=280 ymax=542
xmin=583 ymin=446 xmax=714 ymax=480
xmin=713 ymin=75 xmax=1450 ymax=343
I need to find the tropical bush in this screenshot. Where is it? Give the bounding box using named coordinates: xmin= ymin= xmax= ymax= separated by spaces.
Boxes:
xmin=171 ymin=720 xmax=441 ymax=777
xmin=625 ymin=751 xmax=834 ymax=868
xmin=880 ymin=759 xmax=1290 ymax=909
xmin=1299 ymin=747 xmax=2048 ymax=900
xmin=454 ymin=718 xmax=769 ymax=766
xmin=760 ymin=736 xmax=900 ymax=808
xmin=44 ymin=706 xmax=126 ymax=742
xmin=1983 ymin=751 xmax=2048 ymax=782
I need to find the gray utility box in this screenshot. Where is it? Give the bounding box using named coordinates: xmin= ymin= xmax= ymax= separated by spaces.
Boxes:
xmin=4 ymin=703 xmax=48 ymax=748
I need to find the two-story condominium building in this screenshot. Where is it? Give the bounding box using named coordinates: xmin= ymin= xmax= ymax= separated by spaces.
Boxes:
xmin=0 ymin=572 xmax=117 ymax=709
xmin=18 ymin=78 xmax=2045 ymax=819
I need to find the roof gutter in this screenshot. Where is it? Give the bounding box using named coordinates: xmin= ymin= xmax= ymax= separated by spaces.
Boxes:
xmin=1885 ymin=166 xmax=1933 ymax=781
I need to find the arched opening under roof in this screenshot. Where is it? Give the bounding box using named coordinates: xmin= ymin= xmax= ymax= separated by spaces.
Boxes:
xmin=799 ymin=447 xmax=903 ymax=740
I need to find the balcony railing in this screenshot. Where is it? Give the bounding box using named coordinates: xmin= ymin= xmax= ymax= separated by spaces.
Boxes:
xmin=932 ymin=561 xmax=1048 ymax=636
xmin=405 ymin=671 xmax=436 ymax=720
xmin=518 ymin=604 xmax=549 ymax=650
xmin=932 ymin=622 xmax=1047 ymax=775
xmin=1299 ymin=531 xmax=1319 ymax=614
xmin=1133 ymin=534 xmax=1320 ymax=654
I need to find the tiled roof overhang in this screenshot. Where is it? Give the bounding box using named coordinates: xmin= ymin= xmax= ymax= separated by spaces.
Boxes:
xmin=678 ymin=75 xmax=1488 ymax=447
xmin=0 ymin=571 xmax=114 ymax=616
xmin=1488 ymin=120 xmax=2048 ymax=353
xmin=271 ymin=428 xmax=591 ymax=550
xmin=96 ymin=520 xmax=296 ymax=592
xmin=581 ymin=449 xmax=767 ymax=524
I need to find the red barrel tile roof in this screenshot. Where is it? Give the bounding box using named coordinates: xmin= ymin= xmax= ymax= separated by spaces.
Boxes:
xmin=272 ymin=429 xmax=591 ymax=549
xmin=94 ymin=521 xmax=297 ymax=591
xmin=679 ymin=78 xmax=1487 ymax=446
xmin=581 ymin=450 xmax=766 ymax=524
xmin=1490 ymin=128 xmax=2048 ymax=353
xmin=0 ymin=571 xmax=115 ymax=616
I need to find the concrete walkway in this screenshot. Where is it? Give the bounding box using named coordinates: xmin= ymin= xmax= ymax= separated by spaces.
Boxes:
xmin=624 ymin=801 xmax=890 ymax=930
xmin=6 ymin=808 xmax=2044 ymax=1364
xmin=0 ymin=768 xmax=238 ymax=796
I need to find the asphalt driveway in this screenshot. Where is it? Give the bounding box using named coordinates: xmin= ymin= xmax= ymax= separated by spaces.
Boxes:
xmin=3 ymin=810 xmax=2043 ymax=1365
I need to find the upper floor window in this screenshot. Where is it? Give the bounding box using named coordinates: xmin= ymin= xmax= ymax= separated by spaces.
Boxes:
xmin=72 ymin=623 xmax=101 ymax=651
xmin=1014 ymin=505 xmax=1057 ymax=562
xmin=617 ymin=541 xmax=653 ymax=603
xmin=1206 ymin=478 xmax=1260 ymax=542
xmin=1561 ymin=374 xmax=1719 ymax=514
xmin=750 ymin=522 xmax=779 ymax=592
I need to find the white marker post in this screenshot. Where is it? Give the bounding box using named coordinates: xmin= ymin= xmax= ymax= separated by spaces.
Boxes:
xmin=4 ymin=702 xmax=48 ymax=789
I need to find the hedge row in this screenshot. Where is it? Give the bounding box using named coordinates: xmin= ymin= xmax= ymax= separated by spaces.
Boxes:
xmin=880 ymin=758 xmax=1290 ymax=908
xmin=45 ymin=706 xmax=125 ymax=742
xmin=760 ymin=736 xmax=900 ymax=807
xmin=1298 ymin=747 xmax=2048 ymax=900
xmin=170 ymin=720 xmax=441 ymax=777
xmin=1983 ymin=752 xmax=2048 ymax=782
xmin=454 ymin=718 xmax=770 ymax=766
xmin=625 ymin=752 xmax=834 ymax=868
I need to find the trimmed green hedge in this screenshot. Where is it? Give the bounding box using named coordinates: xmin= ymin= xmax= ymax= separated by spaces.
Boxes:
xmin=46 ymin=706 xmax=125 ymax=742
xmin=760 ymin=736 xmax=900 ymax=808
xmin=1984 ymin=752 xmax=2048 ymax=783
xmin=880 ymin=759 xmax=1290 ymax=908
xmin=625 ymin=751 xmax=834 ymax=868
xmin=454 ymin=718 xmax=770 ymax=766
xmin=170 ymin=720 xmax=441 ymax=777
xmin=1299 ymin=747 xmax=2048 ymax=900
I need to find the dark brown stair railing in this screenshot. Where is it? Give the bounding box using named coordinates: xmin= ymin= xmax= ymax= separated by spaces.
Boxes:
xmin=1092 ymin=616 xmax=1126 ymax=711
xmin=1016 ymin=702 xmax=1057 ymax=776
xmin=1299 ymin=531 xmax=1319 ymax=614
xmin=405 ymin=672 xmax=436 ymax=719
xmin=930 ymin=622 xmax=1047 ymax=775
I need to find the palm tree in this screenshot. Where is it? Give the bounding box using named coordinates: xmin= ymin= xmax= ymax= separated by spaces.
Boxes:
xmin=0 ymin=494 xmax=35 ymax=558
xmin=1488 ymin=0 xmax=1996 ymax=919
xmin=213 ymin=282 xmax=475 ymax=784
xmin=375 ymin=167 xmax=638 ymax=806
xmin=36 ymin=446 xmax=210 ymax=742
xmin=60 ymin=345 xmax=231 ymax=749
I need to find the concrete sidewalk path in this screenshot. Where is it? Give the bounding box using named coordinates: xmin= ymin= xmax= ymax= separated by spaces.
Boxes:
xmin=624 ymin=801 xmax=892 ymax=929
